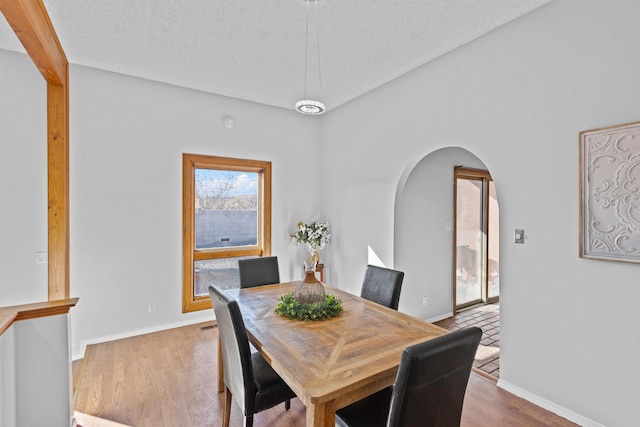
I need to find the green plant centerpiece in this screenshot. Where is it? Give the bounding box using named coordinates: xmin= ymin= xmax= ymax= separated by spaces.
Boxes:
xmin=279 ymin=219 xmax=341 ymax=320
xmin=274 ymin=292 xmax=343 ymax=321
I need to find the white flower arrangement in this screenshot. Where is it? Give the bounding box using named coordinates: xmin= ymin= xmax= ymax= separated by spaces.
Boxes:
xmin=290 ymin=220 xmax=331 ymax=257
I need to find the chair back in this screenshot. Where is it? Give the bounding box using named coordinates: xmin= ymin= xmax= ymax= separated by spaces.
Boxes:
xmin=238 ymin=256 xmax=280 ymax=288
xmin=387 ymin=327 xmax=482 ymax=427
xmin=360 ymin=265 xmax=404 ymax=310
xmin=208 ymin=285 xmax=256 ymax=415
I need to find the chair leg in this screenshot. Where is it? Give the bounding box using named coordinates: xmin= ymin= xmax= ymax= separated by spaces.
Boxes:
xmin=243 ymin=415 xmax=254 ymax=427
xmin=217 ymin=339 xmax=224 ymax=393
xmin=223 ymin=387 xmax=232 ymax=427
xmin=285 ymin=399 xmax=291 ymax=410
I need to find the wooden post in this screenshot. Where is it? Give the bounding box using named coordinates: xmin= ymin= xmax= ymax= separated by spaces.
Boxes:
xmin=47 ymin=81 xmax=70 ymax=299
xmin=0 ymin=0 xmax=70 ymax=299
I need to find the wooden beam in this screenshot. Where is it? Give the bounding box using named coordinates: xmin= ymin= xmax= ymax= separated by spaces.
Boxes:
xmin=47 ymin=81 xmax=70 ymax=299
xmin=0 ymin=0 xmax=67 ymax=85
xmin=0 ymin=0 xmax=70 ymax=299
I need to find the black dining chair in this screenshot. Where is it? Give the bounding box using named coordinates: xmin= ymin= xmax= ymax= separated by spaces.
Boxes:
xmin=335 ymin=327 xmax=482 ymax=427
xmin=238 ymin=256 xmax=280 ymax=288
xmin=208 ymin=285 xmax=295 ymax=427
xmin=360 ymin=265 xmax=404 ymax=310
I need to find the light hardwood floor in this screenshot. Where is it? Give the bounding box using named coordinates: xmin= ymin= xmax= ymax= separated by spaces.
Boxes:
xmin=73 ymin=322 xmax=577 ymax=427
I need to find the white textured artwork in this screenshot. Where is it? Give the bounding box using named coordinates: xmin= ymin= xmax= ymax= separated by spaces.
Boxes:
xmin=580 ymin=122 xmax=640 ymax=263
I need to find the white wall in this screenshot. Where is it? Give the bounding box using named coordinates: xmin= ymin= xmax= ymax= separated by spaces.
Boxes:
xmin=0 ymin=48 xmax=323 ymax=358
xmin=0 ymin=315 xmax=72 ymax=427
xmin=15 ymin=315 xmax=72 ymax=427
xmin=0 ymin=50 xmax=72 ymax=427
xmin=68 ymin=66 xmax=322 ymax=358
xmin=321 ymin=0 xmax=640 ymax=425
xmin=0 ymin=326 xmax=16 ymax=426
xmin=0 ymin=50 xmax=48 ymax=305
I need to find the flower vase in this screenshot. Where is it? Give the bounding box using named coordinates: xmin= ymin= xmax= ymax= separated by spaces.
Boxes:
xmin=306 ymin=245 xmax=320 ymax=264
xmin=294 ymin=261 xmax=325 ymax=305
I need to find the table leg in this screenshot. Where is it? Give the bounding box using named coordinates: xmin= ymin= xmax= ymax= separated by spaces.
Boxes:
xmin=217 ymin=339 xmax=224 ymax=393
xmin=306 ymin=400 xmax=336 ymax=427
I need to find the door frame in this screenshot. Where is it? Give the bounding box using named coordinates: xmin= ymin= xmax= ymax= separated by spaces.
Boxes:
xmin=453 ymin=166 xmax=498 ymax=312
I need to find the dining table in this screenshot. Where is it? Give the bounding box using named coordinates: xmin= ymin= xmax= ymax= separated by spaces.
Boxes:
xmin=224 ymin=281 xmax=447 ymax=427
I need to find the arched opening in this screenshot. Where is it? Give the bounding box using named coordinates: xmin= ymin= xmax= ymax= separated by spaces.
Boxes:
xmin=395 ymin=146 xmax=500 ymax=378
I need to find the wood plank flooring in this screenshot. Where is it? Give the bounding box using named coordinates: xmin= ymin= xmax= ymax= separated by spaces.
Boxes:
xmin=73 ymin=322 xmax=577 ymax=427
xmin=435 ymin=302 xmax=501 ymax=378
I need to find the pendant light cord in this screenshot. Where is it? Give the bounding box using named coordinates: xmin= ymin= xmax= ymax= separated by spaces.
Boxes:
xmin=303 ymin=0 xmax=309 ymax=99
xmin=295 ymin=0 xmax=325 ymax=114
xmin=303 ymin=0 xmax=322 ymax=100
xmin=315 ymin=0 xmax=322 ymax=93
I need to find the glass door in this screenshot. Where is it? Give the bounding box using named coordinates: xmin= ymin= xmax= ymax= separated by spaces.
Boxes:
xmin=454 ymin=167 xmax=499 ymax=311
xmin=487 ymin=181 xmax=500 ymax=302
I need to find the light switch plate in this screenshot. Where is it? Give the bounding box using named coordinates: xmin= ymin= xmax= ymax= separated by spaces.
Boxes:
xmin=515 ymin=229 xmax=525 ymax=244
xmin=36 ymin=252 xmax=48 ymax=264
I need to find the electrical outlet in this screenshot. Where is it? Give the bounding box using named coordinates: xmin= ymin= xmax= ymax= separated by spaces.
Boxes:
xmin=148 ymin=303 xmax=156 ymax=313
xmin=445 ymin=221 xmax=452 ymax=231
xmin=422 ymin=296 xmax=428 ymax=306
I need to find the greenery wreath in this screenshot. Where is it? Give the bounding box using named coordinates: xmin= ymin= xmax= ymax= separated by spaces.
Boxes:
xmin=274 ymin=292 xmax=343 ymax=321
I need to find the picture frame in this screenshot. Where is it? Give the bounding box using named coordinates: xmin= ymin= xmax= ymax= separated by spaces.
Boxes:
xmin=579 ymin=121 xmax=640 ymax=263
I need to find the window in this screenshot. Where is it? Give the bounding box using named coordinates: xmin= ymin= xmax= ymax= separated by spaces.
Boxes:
xmin=182 ymin=154 xmax=271 ymax=312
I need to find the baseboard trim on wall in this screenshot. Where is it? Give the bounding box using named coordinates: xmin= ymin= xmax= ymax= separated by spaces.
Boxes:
xmin=425 ymin=312 xmax=453 ymax=324
xmin=497 ymin=379 xmax=605 ymax=427
xmin=74 ymin=316 xmax=212 ymax=360
xmin=74 ymin=411 xmax=132 ymax=427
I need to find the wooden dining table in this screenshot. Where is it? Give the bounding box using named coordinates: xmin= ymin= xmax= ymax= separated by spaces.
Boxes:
xmin=225 ymin=282 xmax=447 ymax=427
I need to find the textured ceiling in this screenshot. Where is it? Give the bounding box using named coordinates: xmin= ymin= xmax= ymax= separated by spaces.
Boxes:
xmin=0 ymin=0 xmax=552 ymax=113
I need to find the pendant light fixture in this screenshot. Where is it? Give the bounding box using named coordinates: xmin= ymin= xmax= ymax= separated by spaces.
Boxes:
xmin=295 ymin=0 xmax=325 ymax=115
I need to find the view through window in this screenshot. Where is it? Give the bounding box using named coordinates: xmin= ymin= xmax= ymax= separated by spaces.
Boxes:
xmin=182 ymin=154 xmax=271 ymax=312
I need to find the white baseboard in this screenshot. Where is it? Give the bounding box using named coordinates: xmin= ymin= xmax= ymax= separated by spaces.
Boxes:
xmin=497 ymin=379 xmax=604 ymax=427
xmin=425 ymin=312 xmax=453 ymax=324
xmin=73 ymin=411 xmax=131 ymax=426
xmin=73 ymin=317 xmax=213 ymax=361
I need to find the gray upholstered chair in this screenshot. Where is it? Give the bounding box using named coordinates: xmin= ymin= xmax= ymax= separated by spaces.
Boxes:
xmin=208 ymin=285 xmax=295 ymax=427
xmin=238 ymin=256 xmax=280 ymax=288
xmin=336 ymin=327 xmax=482 ymax=427
xmin=360 ymin=265 xmax=404 ymax=310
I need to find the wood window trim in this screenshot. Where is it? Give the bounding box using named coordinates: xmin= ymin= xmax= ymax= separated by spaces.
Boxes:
xmin=0 ymin=0 xmax=71 ymax=301
xmin=182 ymin=153 xmax=272 ymax=312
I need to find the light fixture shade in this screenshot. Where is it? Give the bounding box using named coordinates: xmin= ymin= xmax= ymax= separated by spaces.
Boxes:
xmin=295 ymin=99 xmax=325 ymax=115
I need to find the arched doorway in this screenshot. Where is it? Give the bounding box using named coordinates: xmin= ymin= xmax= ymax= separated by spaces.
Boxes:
xmin=395 ymin=146 xmax=500 ymax=378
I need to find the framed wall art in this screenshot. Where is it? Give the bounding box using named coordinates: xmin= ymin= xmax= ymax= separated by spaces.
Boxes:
xmin=580 ymin=121 xmax=640 ymax=263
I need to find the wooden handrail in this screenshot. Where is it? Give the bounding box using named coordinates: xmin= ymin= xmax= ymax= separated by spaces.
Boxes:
xmin=0 ymin=298 xmax=78 ymax=336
